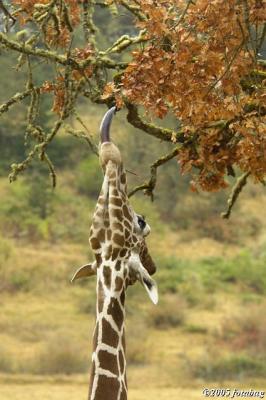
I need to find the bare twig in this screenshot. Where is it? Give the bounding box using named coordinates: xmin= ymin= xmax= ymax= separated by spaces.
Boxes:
xmin=43 ymin=152 xmax=57 ymax=187
xmin=172 ymin=0 xmax=194 ymax=30
xmin=0 ymin=89 xmax=33 ymax=115
xmin=221 ymin=171 xmax=250 ymax=219
xmin=119 ymin=0 xmax=146 ymax=21
xmin=82 ymin=0 xmax=97 ymax=44
xmin=0 ymin=0 xmax=16 ymax=29
xmin=241 ymin=0 xmax=257 ymax=56
xmin=258 ymin=23 xmax=266 ymax=53
xmin=128 ymin=145 xmax=181 ymax=199
xmin=205 ymin=39 xmax=245 ymax=96
xmin=74 ymin=111 xmax=99 ymax=155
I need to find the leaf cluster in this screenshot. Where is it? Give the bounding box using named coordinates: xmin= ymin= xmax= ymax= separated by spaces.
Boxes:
xmin=0 ymin=0 xmax=265 ymax=215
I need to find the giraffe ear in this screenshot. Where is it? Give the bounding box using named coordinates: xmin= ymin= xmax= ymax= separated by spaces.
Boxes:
xmin=139 ymin=240 xmax=156 ymax=276
xmin=138 ymin=269 xmax=159 ymax=305
xmin=71 ymin=263 xmax=96 ymax=283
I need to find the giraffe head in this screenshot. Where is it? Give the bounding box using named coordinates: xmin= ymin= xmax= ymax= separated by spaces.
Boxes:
xmin=99 ymin=107 xmax=151 ymax=244
xmin=72 ymin=106 xmax=158 ymax=304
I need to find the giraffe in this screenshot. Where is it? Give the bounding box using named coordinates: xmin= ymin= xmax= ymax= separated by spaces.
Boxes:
xmin=72 ymin=106 xmax=158 ymax=400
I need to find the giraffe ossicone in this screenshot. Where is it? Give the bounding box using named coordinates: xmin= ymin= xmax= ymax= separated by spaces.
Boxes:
xmin=72 ymin=106 xmax=158 ymax=400
xmin=71 ymin=262 xmax=96 ymax=282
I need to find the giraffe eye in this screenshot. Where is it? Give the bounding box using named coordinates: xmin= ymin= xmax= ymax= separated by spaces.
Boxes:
xmin=137 ymin=216 xmax=146 ymax=230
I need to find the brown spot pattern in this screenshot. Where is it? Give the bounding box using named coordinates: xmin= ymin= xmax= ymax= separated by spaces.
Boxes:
xmin=95 ymin=210 xmax=103 ymax=218
xmin=115 ymin=276 xmax=123 ymax=291
xmin=111 ymin=248 xmax=120 ymax=261
xmin=97 ymin=229 xmax=105 ymax=242
xmin=111 ymin=208 xmax=123 ymax=221
xmin=113 ymin=233 xmax=124 ymax=247
xmin=107 ymin=229 xmax=112 ymax=240
xmin=107 ymin=298 xmax=123 ymax=330
xmin=120 ymin=383 xmax=127 ymax=400
xmin=98 ymin=197 xmax=105 ymax=205
xmin=113 ymin=222 xmax=123 ymax=232
xmin=122 ymin=205 xmax=131 ymax=221
xmin=115 ymin=260 xmax=121 ymax=271
xmin=125 ymin=240 xmax=130 ymax=248
xmin=95 ymin=254 xmax=102 ymax=265
xmin=102 ymin=318 xmax=119 ymax=348
xmin=94 ymin=375 xmax=120 ymax=400
xmin=90 ymin=237 xmax=101 ymax=250
xmin=119 ymin=248 xmax=128 ymax=258
xmin=132 ymin=236 xmax=138 ymax=244
xmin=98 ymin=350 xmax=119 ymax=376
xmin=103 ymin=266 xmax=111 ymax=288
xmin=111 ymin=197 xmax=123 ymax=207
xmin=124 ymin=220 xmax=131 ymax=230
xmin=120 ymin=291 xmax=125 ymax=306
xmin=98 ymin=281 xmax=104 ymax=313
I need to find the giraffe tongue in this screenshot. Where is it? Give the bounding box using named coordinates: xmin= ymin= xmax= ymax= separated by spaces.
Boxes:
xmin=100 ymin=106 xmax=117 ymax=143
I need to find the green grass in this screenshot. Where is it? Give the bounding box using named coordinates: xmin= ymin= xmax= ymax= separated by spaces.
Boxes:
xmin=0 ymin=235 xmax=265 ymax=380
xmin=194 ymin=354 xmax=266 ymax=381
xmin=0 ymin=173 xmax=265 ymax=393
xmin=0 ymin=381 xmax=214 ymax=400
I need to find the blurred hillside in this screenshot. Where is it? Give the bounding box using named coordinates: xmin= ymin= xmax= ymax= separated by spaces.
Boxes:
xmin=0 ymin=11 xmax=266 ymax=400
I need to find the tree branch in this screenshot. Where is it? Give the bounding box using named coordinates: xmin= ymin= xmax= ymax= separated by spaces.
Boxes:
xmin=82 ymin=0 xmax=97 ymax=45
xmin=258 ymin=24 xmax=266 ymax=53
xmin=126 ymin=102 xmax=179 ymax=142
xmin=0 ymin=32 xmax=127 ymax=71
xmin=128 ymin=145 xmax=181 ymax=199
xmin=221 ymin=171 xmax=250 ymax=219
xmin=0 ymin=32 xmax=68 ymax=65
xmin=100 ymin=30 xmax=147 ymax=55
xmin=0 ymin=0 xmax=16 ymax=28
xmin=119 ymin=0 xmax=146 ymax=21
xmin=0 ymin=88 xmax=33 ymax=115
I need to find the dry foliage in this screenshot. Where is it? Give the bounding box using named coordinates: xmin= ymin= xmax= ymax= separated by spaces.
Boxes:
xmin=0 ymin=0 xmax=265 ymax=210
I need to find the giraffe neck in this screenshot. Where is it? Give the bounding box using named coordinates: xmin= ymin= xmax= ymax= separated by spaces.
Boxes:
xmin=89 ymin=260 xmax=128 ymax=400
